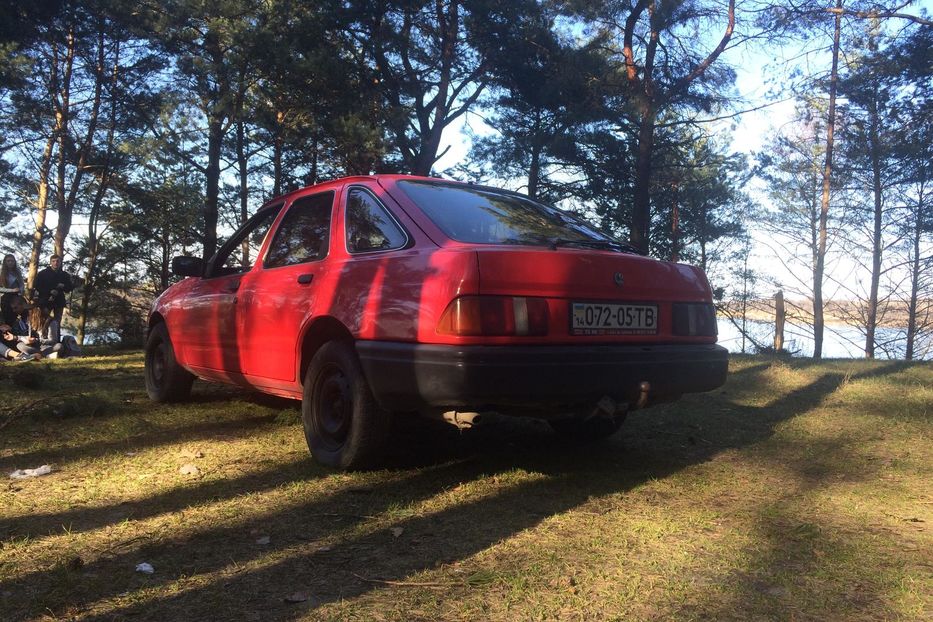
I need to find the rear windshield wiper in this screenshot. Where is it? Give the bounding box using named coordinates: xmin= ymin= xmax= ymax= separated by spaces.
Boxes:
xmin=547 ymin=237 xmax=643 ymax=254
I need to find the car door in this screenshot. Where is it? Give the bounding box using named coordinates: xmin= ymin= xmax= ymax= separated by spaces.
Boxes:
xmin=237 ymin=190 xmax=336 ymax=382
xmin=180 ymin=206 xmax=281 ymax=375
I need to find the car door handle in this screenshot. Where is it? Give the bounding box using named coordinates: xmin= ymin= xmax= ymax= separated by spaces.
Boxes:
xmin=297 ymin=274 xmax=314 ymax=285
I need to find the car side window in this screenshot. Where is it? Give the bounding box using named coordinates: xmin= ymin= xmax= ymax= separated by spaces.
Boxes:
xmin=345 ymin=188 xmax=408 ymax=254
xmin=264 ymin=191 xmax=334 ymax=268
xmin=210 ymin=206 xmax=281 ymax=277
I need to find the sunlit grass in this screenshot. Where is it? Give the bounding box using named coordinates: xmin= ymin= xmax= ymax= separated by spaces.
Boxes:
xmin=0 ymin=353 xmax=929 ymax=621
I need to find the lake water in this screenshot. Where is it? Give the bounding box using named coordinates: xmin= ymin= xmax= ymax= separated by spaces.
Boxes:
xmin=717 ymin=317 xmax=932 ymax=361
xmin=81 ymin=317 xmax=929 ymax=360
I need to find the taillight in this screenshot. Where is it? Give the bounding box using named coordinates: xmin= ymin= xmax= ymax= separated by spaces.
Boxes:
xmin=437 ymin=296 xmax=549 ymax=336
xmin=672 ymin=303 xmax=717 ymax=336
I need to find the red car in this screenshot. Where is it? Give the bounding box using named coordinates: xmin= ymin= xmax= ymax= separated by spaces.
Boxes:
xmin=145 ymin=175 xmax=727 ymax=469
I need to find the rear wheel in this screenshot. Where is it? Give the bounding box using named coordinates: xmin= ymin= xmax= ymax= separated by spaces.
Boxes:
xmin=548 ymin=412 xmax=626 ymax=443
xmin=145 ymin=323 xmax=194 ymax=402
xmin=302 ymin=340 xmax=390 ymax=470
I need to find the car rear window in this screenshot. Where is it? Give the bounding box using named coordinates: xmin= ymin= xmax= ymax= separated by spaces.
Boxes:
xmin=396 ymin=181 xmax=612 ymax=246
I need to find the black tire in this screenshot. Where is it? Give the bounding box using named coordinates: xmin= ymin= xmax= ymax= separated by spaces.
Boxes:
xmin=302 ymin=340 xmax=390 ymax=470
xmin=145 ymin=323 xmax=195 ymax=403
xmin=548 ymin=412 xmax=626 ymax=443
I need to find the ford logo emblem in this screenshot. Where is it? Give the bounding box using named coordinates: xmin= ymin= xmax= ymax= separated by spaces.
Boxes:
xmin=614 ymin=272 xmax=624 ymax=286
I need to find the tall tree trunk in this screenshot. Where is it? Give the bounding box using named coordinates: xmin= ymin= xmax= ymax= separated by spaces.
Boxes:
xmin=865 ymin=89 xmax=883 ymax=359
xmin=774 ymin=290 xmax=785 ymax=352
xmin=905 ymin=190 xmax=924 ymax=360
xmin=699 ymin=202 xmax=709 ymax=271
xmin=203 ymin=113 xmax=223 ymax=262
xmin=740 ymin=237 xmax=750 ymax=353
xmin=527 ymin=111 xmax=543 ymax=199
xmin=631 ymin=103 xmax=657 ymax=254
xmin=307 ymin=135 xmax=319 ymax=187
xmin=76 ymin=177 xmax=109 ymax=345
xmin=160 ymin=227 xmax=171 ymax=292
xmin=27 ymin=132 xmax=58 ymax=293
xmin=53 ymin=27 xmax=75 ymax=260
xmin=272 ymin=110 xmax=284 ymax=197
xmin=814 ymin=0 xmax=843 ymax=360
xmin=619 ymin=0 xmax=733 ymax=255
xmin=77 ymin=38 xmax=120 ymax=346
xmin=236 ymin=116 xmax=250 ymax=264
xmin=201 ymin=30 xmax=228 ymax=263
xmin=670 ymin=182 xmax=680 ymax=262
xmin=76 ymin=226 xmax=99 ymax=345
xmin=411 ymin=0 xmax=458 ymax=176
xmin=57 ymin=24 xmax=106 ymax=258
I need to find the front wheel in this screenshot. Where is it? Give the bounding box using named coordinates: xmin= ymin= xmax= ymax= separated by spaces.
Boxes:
xmin=302 ymin=341 xmax=390 ymax=470
xmin=145 ymin=323 xmax=195 ymax=402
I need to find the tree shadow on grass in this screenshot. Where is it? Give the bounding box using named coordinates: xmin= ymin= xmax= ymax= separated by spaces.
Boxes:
xmin=0 ymin=378 xmax=299 ymax=473
xmin=0 ymin=360 xmax=916 ymax=621
xmin=0 ymin=413 xmax=279 ymax=474
xmin=674 ymin=436 xmax=915 ymax=619
xmin=0 ymin=455 xmax=325 ymax=541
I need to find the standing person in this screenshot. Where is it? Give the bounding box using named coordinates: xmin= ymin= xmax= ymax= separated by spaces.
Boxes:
xmin=34 ymin=254 xmax=74 ymax=343
xmin=0 ymin=254 xmax=25 ymax=322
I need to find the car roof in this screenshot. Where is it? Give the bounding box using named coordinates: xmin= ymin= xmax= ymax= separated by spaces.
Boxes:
xmin=257 ymin=174 xmax=530 ymax=212
xmin=256 ymin=174 xmax=432 ymax=211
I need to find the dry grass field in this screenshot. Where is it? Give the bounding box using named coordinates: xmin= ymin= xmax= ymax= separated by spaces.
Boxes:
xmin=0 ymin=352 xmax=930 ymax=621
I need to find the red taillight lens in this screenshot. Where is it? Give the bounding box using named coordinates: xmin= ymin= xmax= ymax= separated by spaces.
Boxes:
xmin=437 ymin=296 xmax=549 ymax=336
xmin=672 ymin=303 xmax=718 ymax=336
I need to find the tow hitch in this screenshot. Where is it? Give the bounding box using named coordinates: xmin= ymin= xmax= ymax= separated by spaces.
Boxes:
xmin=635 ymin=381 xmax=651 ymax=410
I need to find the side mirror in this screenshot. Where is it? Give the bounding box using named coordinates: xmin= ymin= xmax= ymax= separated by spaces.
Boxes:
xmin=172 ymin=256 xmax=204 ymax=277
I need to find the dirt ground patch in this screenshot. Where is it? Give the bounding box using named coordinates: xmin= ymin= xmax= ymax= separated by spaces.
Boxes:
xmin=0 ymin=353 xmax=930 ymax=621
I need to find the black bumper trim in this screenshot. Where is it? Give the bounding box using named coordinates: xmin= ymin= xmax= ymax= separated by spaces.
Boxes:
xmin=355 ymin=341 xmax=728 ymax=412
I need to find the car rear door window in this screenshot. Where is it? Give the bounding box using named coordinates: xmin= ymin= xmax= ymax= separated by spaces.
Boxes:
xmin=264 ymin=192 xmax=334 ymax=268
xmin=345 ymin=188 xmax=408 ymax=253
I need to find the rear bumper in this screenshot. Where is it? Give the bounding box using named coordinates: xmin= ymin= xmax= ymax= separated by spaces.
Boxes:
xmin=355 ymin=341 xmax=728 ymax=412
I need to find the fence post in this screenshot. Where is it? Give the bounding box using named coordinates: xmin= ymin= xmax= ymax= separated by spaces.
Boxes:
xmin=774 ymin=290 xmax=785 ymax=352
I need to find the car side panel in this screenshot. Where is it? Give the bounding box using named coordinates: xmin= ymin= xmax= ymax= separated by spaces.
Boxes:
xmin=320 ymin=180 xmax=479 ymax=344
xmin=161 ymin=275 xmax=240 ymax=375
xmin=238 ymin=260 xmax=335 ymax=382
xmin=326 ymin=247 xmax=479 ymax=342
xmin=236 ymin=191 xmax=339 ymax=382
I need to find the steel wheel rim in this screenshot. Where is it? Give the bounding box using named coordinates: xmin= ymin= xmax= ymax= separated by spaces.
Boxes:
xmin=150 ymin=341 xmax=166 ymax=386
xmin=314 ymin=363 xmax=352 ymax=450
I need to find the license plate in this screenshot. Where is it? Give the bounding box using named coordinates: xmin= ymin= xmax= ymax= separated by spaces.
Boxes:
xmin=571 ymin=302 xmax=658 ymax=335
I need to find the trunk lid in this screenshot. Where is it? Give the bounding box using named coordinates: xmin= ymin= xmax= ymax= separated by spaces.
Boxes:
xmin=475 ymin=247 xmax=711 ymax=303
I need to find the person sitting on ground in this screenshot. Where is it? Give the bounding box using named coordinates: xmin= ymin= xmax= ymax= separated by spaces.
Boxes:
xmin=0 ymin=253 xmax=25 ymax=320
xmin=33 ymin=254 xmax=73 ymax=343
xmin=3 ymin=295 xmax=61 ymax=359
xmin=0 ymin=322 xmax=38 ymax=362
xmin=28 ymin=303 xmax=79 ymax=358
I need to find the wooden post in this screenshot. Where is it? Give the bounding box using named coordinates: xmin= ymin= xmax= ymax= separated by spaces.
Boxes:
xmin=774 ymin=290 xmax=785 ymax=352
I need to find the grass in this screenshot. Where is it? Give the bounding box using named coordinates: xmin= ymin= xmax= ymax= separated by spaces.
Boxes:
xmin=0 ymin=353 xmax=930 ymax=621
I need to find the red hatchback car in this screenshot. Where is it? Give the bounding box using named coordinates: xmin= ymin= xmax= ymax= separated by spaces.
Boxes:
xmin=145 ymin=175 xmax=727 ymax=469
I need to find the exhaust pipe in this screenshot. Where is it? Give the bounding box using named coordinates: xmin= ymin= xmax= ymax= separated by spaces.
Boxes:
xmin=442 ymin=411 xmax=484 ymax=429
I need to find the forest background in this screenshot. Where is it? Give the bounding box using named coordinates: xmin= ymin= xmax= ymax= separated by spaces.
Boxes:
xmin=0 ymin=0 xmax=930 ymax=359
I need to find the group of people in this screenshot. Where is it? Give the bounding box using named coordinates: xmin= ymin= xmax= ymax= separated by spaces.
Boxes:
xmin=1 ymin=253 xmax=80 ymax=362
